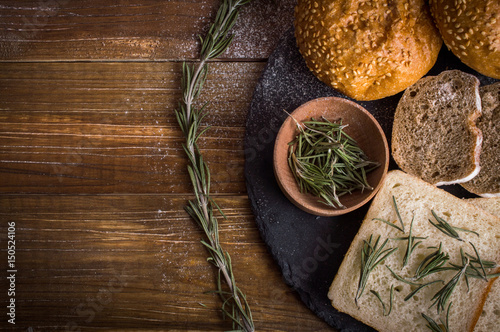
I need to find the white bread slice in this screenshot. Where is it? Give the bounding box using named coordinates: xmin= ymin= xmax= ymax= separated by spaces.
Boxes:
xmin=465 ymin=198 xmax=500 ymax=332
xmin=328 ymin=170 xmax=500 ymax=332
xmin=461 ymin=82 xmax=500 ymax=197
xmin=391 ymin=70 xmax=483 ymax=186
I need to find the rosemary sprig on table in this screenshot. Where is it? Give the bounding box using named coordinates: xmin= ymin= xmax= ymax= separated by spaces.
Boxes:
xmin=175 ymin=0 xmax=254 ymax=331
xmin=288 ymin=117 xmax=380 ymax=209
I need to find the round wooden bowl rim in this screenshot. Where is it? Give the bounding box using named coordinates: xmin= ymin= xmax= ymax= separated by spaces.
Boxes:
xmin=273 ymin=96 xmax=389 ymax=217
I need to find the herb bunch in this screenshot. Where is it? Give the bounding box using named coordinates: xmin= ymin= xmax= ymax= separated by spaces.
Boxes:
xmin=288 ymin=117 xmax=380 ymax=209
xmin=175 ymin=0 xmax=254 ymax=330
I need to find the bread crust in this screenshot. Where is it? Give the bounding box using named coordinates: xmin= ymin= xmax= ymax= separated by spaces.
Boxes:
xmin=461 ymin=82 xmax=500 ymax=197
xmin=429 ymin=0 xmax=500 ymax=79
xmin=466 ymin=198 xmax=500 ymax=331
xmin=294 ymin=0 xmax=442 ymax=101
xmin=471 ymin=275 xmax=500 ymax=332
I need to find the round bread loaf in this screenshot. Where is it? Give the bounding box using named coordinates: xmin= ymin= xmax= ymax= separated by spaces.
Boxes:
xmin=294 ymin=0 xmax=442 ymax=101
xmin=429 ymin=0 xmax=500 ymax=79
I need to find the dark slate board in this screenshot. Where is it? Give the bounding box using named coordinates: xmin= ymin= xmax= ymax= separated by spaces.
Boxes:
xmin=243 ymin=26 xmax=498 ymax=331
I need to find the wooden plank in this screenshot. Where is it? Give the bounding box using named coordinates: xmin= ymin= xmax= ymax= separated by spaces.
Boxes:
xmin=0 ymin=194 xmax=332 ymax=330
xmin=0 ymin=61 xmax=265 ymax=194
xmin=0 ymin=0 xmax=295 ymax=61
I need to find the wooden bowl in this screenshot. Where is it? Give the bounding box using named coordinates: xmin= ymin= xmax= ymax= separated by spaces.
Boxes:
xmin=273 ymin=97 xmax=389 ymax=216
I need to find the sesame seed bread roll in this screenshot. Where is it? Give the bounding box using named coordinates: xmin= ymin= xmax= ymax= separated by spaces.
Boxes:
xmin=294 ymin=0 xmax=442 ymax=101
xmin=429 ymin=0 xmax=500 ymax=79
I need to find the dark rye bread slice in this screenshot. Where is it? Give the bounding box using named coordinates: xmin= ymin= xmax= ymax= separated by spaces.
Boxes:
xmin=461 ymin=82 xmax=500 ymax=197
xmin=392 ymin=70 xmax=482 ymax=186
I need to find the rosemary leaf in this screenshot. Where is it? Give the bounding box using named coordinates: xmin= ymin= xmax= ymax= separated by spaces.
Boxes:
xmin=370 ymin=285 xmax=394 ymax=316
xmin=393 ymin=196 xmax=406 ymax=233
xmin=356 ymin=235 xmax=398 ymax=305
xmin=422 ymin=302 xmax=452 ymax=332
xmin=386 ymin=266 xmax=421 ymax=286
xmin=402 ymin=214 xmax=425 ymax=267
xmin=404 ymin=279 xmax=443 ymax=302
xmin=414 ymin=243 xmax=450 ymax=281
xmin=467 ymin=241 xmax=488 ymax=280
xmin=373 ymin=218 xmax=404 ymax=232
xmin=429 ymin=210 xmax=479 ymax=241
xmin=430 ymin=257 xmax=469 ymax=314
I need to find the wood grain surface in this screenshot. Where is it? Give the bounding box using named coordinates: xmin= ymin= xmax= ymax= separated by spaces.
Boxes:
xmin=0 ymin=0 xmax=334 ymax=331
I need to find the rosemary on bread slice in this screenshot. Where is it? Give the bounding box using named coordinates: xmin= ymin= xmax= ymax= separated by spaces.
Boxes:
xmin=355 ymin=235 xmax=398 ymax=306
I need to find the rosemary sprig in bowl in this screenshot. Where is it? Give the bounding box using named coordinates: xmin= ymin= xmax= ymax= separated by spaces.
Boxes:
xmin=273 ymin=97 xmax=389 ymax=216
xmin=288 ymin=116 xmax=380 ymax=209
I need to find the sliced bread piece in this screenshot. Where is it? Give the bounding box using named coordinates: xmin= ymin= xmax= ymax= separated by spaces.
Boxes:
xmin=466 ymin=197 xmax=500 ymax=332
xmin=461 ymin=82 xmax=500 ymax=197
xmin=466 ymin=197 xmax=500 ymax=216
xmin=328 ymin=170 xmax=500 ymax=332
xmin=391 ymin=70 xmax=482 ymax=186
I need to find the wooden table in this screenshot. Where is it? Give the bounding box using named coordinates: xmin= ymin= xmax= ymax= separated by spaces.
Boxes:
xmin=0 ymin=1 xmax=334 ymax=330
